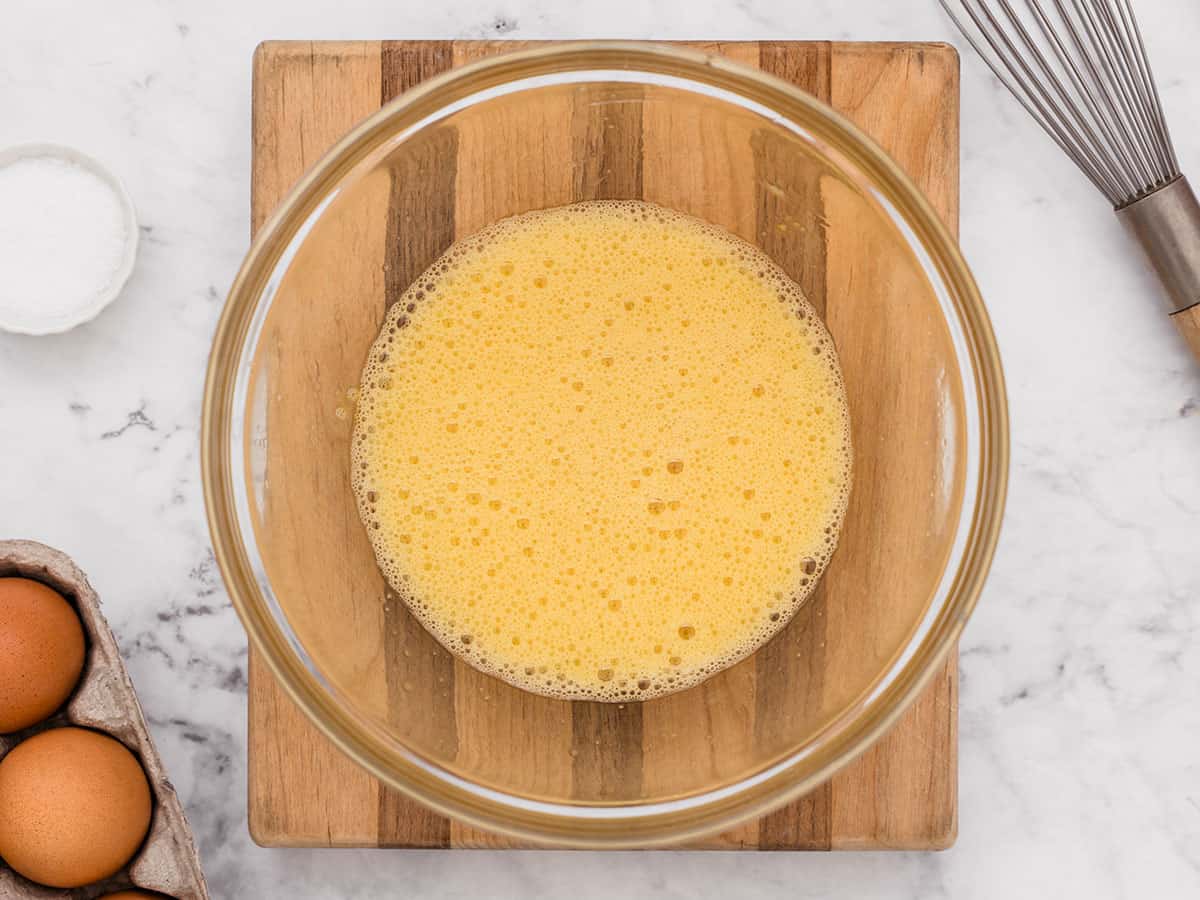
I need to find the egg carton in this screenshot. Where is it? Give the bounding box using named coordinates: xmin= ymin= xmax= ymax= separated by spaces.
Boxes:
xmin=0 ymin=540 xmax=209 ymax=900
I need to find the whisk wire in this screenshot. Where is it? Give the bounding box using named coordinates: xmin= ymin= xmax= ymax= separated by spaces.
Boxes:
xmin=945 ymin=0 xmax=1118 ymax=198
xmin=1037 ymin=0 xmax=1148 ymax=196
xmin=1106 ymin=0 xmax=1174 ymax=177
xmin=1053 ymin=0 xmax=1150 ymax=195
xmin=1082 ymin=0 xmax=1162 ymax=183
xmin=940 ymin=0 xmax=1180 ymax=206
xmin=1114 ymin=0 xmax=1178 ymax=174
xmin=1019 ymin=0 xmax=1143 ymax=197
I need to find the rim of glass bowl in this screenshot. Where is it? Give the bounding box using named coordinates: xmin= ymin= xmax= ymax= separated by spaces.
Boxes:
xmin=202 ymin=41 xmax=1009 ymax=848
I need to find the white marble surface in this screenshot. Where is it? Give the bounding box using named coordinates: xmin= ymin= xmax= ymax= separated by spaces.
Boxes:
xmin=2 ymin=0 xmax=1199 ymax=897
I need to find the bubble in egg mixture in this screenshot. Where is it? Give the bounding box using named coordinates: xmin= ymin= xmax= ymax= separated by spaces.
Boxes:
xmin=352 ymin=201 xmax=851 ymax=701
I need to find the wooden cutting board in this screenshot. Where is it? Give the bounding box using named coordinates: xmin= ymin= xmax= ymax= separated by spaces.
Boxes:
xmin=247 ymin=39 xmax=960 ymax=850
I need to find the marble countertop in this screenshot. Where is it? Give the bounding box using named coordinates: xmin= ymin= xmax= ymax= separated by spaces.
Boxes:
xmin=2 ymin=0 xmax=1198 ymax=897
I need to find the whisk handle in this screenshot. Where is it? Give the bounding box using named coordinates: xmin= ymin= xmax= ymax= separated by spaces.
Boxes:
xmin=1117 ymin=176 xmax=1200 ymax=361
xmin=1172 ymin=305 xmax=1200 ymax=361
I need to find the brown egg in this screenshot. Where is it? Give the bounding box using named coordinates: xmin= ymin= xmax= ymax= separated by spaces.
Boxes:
xmin=0 ymin=577 xmax=86 ymax=732
xmin=0 ymin=727 xmax=152 ymax=888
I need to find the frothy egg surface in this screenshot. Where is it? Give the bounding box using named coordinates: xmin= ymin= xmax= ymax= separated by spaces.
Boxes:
xmin=352 ymin=201 xmax=851 ymax=701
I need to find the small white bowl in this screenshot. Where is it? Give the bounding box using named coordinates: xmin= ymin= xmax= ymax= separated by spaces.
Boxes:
xmin=0 ymin=143 xmax=138 ymax=335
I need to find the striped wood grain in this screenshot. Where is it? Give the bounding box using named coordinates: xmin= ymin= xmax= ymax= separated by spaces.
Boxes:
xmin=247 ymin=39 xmax=960 ymax=850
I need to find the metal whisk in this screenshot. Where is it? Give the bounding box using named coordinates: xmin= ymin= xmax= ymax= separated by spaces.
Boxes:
xmin=940 ymin=0 xmax=1200 ymax=358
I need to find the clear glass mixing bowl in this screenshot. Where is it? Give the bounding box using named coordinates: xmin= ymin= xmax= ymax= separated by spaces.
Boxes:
xmin=202 ymin=42 xmax=1008 ymax=847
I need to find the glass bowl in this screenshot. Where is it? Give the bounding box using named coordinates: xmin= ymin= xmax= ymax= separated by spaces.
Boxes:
xmin=202 ymin=42 xmax=1008 ymax=847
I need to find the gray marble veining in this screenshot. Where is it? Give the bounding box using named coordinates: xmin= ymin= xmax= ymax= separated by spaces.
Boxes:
xmin=2 ymin=1 xmax=1198 ymax=897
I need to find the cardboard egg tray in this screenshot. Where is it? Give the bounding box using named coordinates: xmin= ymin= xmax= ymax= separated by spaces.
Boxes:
xmin=0 ymin=540 xmax=209 ymax=900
